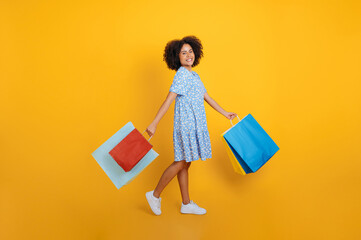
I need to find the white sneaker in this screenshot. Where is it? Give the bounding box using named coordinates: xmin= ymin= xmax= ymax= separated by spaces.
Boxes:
xmin=180 ymin=200 xmax=207 ymax=215
xmin=146 ymin=190 xmax=161 ymax=215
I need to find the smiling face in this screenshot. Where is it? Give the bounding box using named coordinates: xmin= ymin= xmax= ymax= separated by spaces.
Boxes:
xmin=179 ymin=43 xmax=195 ymax=68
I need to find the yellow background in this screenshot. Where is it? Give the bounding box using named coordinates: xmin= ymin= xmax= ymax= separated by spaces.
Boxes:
xmin=1 ymin=0 xmax=360 ymax=239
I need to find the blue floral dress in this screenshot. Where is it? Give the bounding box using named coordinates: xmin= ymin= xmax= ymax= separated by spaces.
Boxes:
xmin=169 ymin=66 xmax=212 ymax=162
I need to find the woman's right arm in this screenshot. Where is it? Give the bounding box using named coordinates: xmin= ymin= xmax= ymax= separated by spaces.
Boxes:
xmin=146 ymin=92 xmax=177 ymax=137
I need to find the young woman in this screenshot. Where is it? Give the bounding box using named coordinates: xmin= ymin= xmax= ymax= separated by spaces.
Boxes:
xmin=145 ymin=35 xmax=237 ymax=215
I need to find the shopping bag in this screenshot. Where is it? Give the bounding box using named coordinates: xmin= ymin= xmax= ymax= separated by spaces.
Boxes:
xmin=221 ymin=134 xmax=246 ymax=175
xmin=109 ymin=128 xmax=153 ymax=172
xmin=91 ymin=122 xmax=159 ymax=189
xmin=222 ymin=114 xmax=279 ymax=173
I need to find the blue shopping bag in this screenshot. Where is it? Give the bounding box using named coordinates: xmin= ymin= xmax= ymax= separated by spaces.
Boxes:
xmin=223 ymin=114 xmax=279 ymax=173
xmin=91 ymin=122 xmax=159 ymax=189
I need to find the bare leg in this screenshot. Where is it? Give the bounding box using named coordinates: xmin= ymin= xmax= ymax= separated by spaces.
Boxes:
xmin=153 ymin=160 xmax=187 ymax=198
xmin=177 ymin=162 xmax=191 ymax=204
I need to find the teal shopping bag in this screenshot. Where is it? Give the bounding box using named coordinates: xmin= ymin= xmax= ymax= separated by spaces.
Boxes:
xmin=223 ymin=114 xmax=279 ymax=173
xmin=91 ymin=122 xmax=159 ymax=189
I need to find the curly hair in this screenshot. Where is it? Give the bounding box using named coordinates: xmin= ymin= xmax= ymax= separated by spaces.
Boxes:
xmin=163 ymin=35 xmax=204 ymax=71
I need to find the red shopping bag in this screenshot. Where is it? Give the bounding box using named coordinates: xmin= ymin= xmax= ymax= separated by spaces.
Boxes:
xmin=109 ymin=128 xmax=152 ymax=172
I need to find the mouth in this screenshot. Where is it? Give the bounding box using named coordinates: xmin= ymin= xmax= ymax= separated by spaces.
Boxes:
xmin=186 ymin=58 xmax=193 ymax=62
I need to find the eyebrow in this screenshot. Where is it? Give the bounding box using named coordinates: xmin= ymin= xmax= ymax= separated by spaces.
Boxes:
xmin=181 ymin=49 xmax=193 ymax=52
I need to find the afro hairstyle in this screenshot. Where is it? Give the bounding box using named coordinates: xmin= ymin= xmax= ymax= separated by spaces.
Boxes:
xmin=163 ymin=35 xmax=204 ymax=71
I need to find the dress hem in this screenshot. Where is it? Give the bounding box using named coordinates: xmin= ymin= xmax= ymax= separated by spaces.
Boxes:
xmin=174 ymin=157 xmax=211 ymax=163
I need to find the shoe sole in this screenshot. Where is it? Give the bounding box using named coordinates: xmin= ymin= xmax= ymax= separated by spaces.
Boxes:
xmin=180 ymin=210 xmax=207 ymax=215
xmin=145 ymin=192 xmax=161 ymax=216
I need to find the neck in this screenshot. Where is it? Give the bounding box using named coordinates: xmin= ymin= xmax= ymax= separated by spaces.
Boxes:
xmin=182 ymin=65 xmax=192 ymax=72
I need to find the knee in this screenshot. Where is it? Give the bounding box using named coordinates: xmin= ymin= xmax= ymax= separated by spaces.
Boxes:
xmin=185 ymin=162 xmax=191 ymax=170
xmin=173 ymin=160 xmax=187 ymax=171
xmin=173 ymin=160 xmax=191 ymax=171
xmin=180 ymin=161 xmax=191 ymax=170
xmin=181 ymin=161 xmax=191 ymax=171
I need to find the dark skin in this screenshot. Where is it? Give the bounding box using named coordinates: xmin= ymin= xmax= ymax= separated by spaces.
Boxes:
xmin=146 ymin=43 xmax=237 ymax=204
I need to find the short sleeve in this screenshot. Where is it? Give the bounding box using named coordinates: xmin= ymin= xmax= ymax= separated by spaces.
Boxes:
xmin=200 ymin=80 xmax=207 ymax=95
xmin=169 ymin=70 xmax=189 ymax=96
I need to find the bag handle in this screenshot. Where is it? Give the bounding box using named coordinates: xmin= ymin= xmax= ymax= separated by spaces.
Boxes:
xmin=142 ymin=130 xmax=153 ymax=141
xmin=230 ymin=115 xmax=241 ymax=126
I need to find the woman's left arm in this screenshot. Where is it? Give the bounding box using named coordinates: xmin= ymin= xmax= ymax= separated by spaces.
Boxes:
xmin=204 ymin=92 xmax=237 ymax=120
